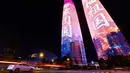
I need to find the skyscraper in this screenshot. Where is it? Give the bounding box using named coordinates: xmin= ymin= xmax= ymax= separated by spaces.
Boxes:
xmin=61 ymin=0 xmax=87 ymax=64
xmin=81 ymin=0 xmax=130 ymax=59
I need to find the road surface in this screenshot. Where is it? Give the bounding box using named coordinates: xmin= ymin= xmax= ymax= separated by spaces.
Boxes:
xmin=1 ymin=70 xmax=130 ymax=73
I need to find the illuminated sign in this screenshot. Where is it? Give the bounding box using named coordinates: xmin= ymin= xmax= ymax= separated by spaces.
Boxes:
xmin=81 ymin=0 xmax=130 ymax=59
xmin=61 ymin=0 xmax=87 ymax=64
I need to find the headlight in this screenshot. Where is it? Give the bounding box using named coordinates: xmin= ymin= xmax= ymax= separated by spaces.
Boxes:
xmin=7 ymin=65 xmax=14 ymax=69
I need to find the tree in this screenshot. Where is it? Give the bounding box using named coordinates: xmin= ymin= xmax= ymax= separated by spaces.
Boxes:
xmin=42 ymin=58 xmax=46 ymax=63
xmin=99 ymin=58 xmax=107 ymax=69
xmin=61 ymin=56 xmax=73 ymax=68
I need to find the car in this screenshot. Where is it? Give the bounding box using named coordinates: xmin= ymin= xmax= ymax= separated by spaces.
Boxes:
xmin=34 ymin=66 xmax=44 ymax=71
xmin=7 ymin=63 xmax=35 ymax=73
xmin=113 ymin=67 xmax=124 ymax=71
xmin=50 ymin=67 xmax=59 ymax=70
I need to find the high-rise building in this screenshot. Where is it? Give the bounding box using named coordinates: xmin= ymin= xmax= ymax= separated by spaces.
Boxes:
xmin=61 ymin=0 xmax=87 ymax=64
xmin=81 ymin=0 xmax=130 ymax=59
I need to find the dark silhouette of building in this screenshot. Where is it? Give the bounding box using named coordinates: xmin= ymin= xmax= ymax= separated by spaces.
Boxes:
xmin=3 ymin=48 xmax=16 ymax=60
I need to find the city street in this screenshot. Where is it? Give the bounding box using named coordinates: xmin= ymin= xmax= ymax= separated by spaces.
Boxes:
xmin=1 ymin=70 xmax=130 ymax=73
xmin=33 ymin=70 xmax=130 ymax=73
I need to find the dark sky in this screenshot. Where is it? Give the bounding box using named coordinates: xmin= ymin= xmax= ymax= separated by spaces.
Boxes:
xmin=0 ymin=0 xmax=130 ymax=61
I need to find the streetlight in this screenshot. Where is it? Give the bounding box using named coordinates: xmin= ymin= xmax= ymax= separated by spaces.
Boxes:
xmin=39 ymin=52 xmax=44 ymax=58
xmin=67 ymin=58 xmax=70 ymax=61
xmin=128 ymin=52 xmax=130 ymax=55
xmin=51 ymin=59 xmax=54 ymax=62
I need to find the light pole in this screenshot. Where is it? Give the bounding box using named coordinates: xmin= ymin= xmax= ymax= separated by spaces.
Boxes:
xmin=66 ymin=58 xmax=71 ymax=68
xmin=18 ymin=57 xmax=21 ymax=61
xmin=39 ymin=52 xmax=45 ymax=63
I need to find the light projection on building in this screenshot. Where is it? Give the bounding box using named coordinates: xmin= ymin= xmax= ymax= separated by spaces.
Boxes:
xmin=81 ymin=0 xmax=130 ymax=59
xmin=61 ymin=0 xmax=87 ymax=64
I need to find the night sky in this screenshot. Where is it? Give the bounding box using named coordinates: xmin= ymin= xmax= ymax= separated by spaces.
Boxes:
xmin=0 ymin=0 xmax=130 ymax=61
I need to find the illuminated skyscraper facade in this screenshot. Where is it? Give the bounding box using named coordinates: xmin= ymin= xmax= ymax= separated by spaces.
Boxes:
xmin=81 ymin=0 xmax=130 ymax=59
xmin=61 ymin=0 xmax=87 ymax=64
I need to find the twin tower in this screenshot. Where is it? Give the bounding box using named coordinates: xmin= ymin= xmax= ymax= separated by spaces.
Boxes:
xmin=61 ymin=0 xmax=130 ymax=64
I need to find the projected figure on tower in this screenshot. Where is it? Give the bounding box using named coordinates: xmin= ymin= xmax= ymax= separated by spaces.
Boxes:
xmin=81 ymin=0 xmax=130 ymax=59
xmin=61 ymin=0 xmax=87 ymax=64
